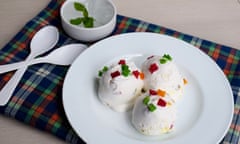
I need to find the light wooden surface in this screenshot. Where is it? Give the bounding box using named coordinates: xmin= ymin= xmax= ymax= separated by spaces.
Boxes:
xmin=0 ymin=0 xmax=240 ymax=143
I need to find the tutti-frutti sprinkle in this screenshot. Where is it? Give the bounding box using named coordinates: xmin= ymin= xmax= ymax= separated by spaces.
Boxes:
xmin=147 ymin=103 xmax=157 ymax=112
xmin=157 ymin=89 xmax=166 ymax=97
xmin=143 ymin=96 xmax=150 ymax=105
xmin=121 ymin=64 xmax=131 ymax=77
xmin=149 ymin=63 xmax=158 ymax=74
xmin=159 ymin=54 xmax=172 ymax=64
xmin=143 ymin=96 xmax=158 ymax=112
xmin=147 ymin=55 xmax=154 ymax=59
xmin=139 ymin=72 xmax=144 ymax=80
xmin=118 ymin=59 xmax=126 ymax=65
xmin=163 ymin=54 xmax=172 ymax=61
xmin=183 ymin=78 xmax=188 ymax=85
xmin=111 ymin=71 xmax=121 ymax=78
xmin=157 ymin=98 xmax=167 ymax=107
xmin=149 ymin=89 xmax=157 ymax=95
xmin=98 ymin=66 xmax=108 ymax=77
xmin=132 ymin=70 xmax=140 ymax=79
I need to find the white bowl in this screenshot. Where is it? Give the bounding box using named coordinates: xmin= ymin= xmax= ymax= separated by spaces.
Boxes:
xmin=60 ymin=0 xmax=117 ymax=42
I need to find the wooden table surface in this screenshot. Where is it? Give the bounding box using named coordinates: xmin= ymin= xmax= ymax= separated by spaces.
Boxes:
xmin=0 ymin=0 xmax=239 ymax=143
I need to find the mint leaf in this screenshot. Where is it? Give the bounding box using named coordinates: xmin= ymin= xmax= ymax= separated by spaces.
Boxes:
xmin=83 ymin=17 xmax=94 ymax=28
xmin=74 ymin=2 xmax=86 ymax=11
xmin=70 ymin=18 xmax=83 ymax=25
xmin=83 ymin=9 xmax=89 ymax=18
xmin=70 ymin=2 xmax=94 ymax=28
xmin=74 ymin=2 xmax=89 ymax=17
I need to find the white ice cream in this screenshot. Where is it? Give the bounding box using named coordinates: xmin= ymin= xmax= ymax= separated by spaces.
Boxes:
xmin=142 ymin=55 xmax=185 ymax=102
xmin=132 ymin=92 xmax=176 ymax=135
xmin=98 ymin=60 xmax=144 ymax=112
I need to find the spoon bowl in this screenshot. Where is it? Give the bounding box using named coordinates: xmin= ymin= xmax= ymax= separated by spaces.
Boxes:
xmin=30 ymin=43 xmax=87 ymax=66
xmin=28 ymin=25 xmax=59 ymax=60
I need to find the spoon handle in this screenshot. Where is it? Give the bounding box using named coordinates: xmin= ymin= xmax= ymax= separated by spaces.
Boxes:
xmin=0 ymin=61 xmax=26 ymax=74
xmin=0 ymin=53 xmax=35 ymax=106
xmin=0 ymin=66 xmax=27 ymax=105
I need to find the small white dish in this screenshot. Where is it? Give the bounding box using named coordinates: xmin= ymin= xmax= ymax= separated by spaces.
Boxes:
xmin=60 ymin=0 xmax=117 ymax=42
xmin=62 ymin=32 xmax=234 ymax=144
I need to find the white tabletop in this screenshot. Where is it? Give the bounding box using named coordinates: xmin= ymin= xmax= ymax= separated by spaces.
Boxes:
xmin=0 ymin=0 xmax=240 ymax=143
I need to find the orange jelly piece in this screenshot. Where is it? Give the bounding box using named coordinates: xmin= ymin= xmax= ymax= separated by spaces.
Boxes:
xmin=157 ymin=89 xmax=166 ymax=97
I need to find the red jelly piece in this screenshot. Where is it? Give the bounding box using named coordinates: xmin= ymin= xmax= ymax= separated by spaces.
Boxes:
xmin=157 ymin=98 xmax=167 ymax=107
xmin=118 ymin=59 xmax=126 ymax=65
xmin=132 ymin=70 xmax=140 ymax=79
xmin=111 ymin=71 xmax=120 ymax=78
xmin=149 ymin=89 xmax=157 ymax=95
xmin=149 ymin=63 xmax=158 ymax=74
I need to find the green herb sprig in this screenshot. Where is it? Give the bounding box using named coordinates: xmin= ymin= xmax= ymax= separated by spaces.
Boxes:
xmin=70 ymin=2 xmax=94 ymax=28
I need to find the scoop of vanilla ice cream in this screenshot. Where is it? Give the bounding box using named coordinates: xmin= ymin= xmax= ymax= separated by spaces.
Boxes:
xmin=132 ymin=92 xmax=176 ymax=135
xmin=98 ymin=60 xmax=144 ymax=112
xmin=142 ymin=55 xmax=184 ymax=102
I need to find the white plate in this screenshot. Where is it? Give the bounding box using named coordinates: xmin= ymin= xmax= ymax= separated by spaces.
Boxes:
xmin=62 ymin=32 xmax=234 ymax=144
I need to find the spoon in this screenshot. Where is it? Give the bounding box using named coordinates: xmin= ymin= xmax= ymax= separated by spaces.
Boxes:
xmin=0 ymin=25 xmax=59 ymax=106
xmin=0 ymin=44 xmax=87 ymax=73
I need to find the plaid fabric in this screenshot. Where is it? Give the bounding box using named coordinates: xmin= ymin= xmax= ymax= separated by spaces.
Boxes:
xmin=0 ymin=0 xmax=239 ymax=143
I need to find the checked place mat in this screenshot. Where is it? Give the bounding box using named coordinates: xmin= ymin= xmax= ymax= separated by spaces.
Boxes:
xmin=0 ymin=0 xmax=239 ymax=143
